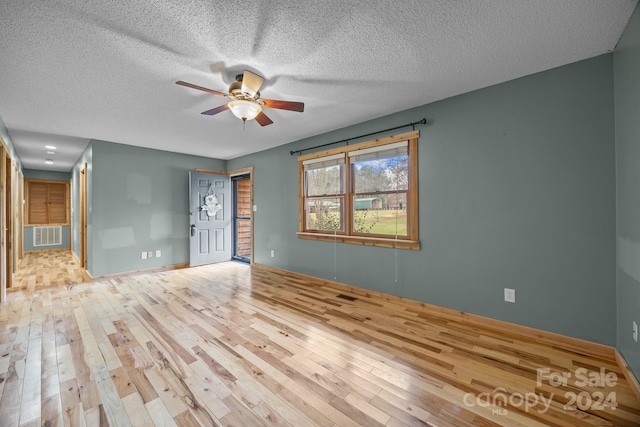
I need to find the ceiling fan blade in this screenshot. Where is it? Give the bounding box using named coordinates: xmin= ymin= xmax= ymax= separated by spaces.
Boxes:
xmin=255 ymin=111 xmax=273 ymax=126
xmin=201 ymin=104 xmax=229 ymax=116
xmin=241 ymin=70 xmax=265 ymax=98
xmin=261 ymin=99 xmax=304 ymax=112
xmin=176 ymin=80 xmax=227 ymax=97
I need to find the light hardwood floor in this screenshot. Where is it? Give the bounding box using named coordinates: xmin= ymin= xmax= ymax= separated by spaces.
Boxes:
xmin=1 ymin=250 xmax=639 ymax=426
xmin=10 ymin=249 xmax=90 ymax=291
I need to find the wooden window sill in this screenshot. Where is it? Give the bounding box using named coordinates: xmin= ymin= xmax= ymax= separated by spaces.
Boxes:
xmin=297 ymin=232 xmax=420 ymax=250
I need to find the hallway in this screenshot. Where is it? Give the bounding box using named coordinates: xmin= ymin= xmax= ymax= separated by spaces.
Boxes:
xmin=10 ymin=250 xmax=90 ymax=292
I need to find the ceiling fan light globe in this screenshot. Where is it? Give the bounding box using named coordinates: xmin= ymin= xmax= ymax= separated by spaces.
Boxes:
xmin=228 ymin=99 xmax=262 ymax=121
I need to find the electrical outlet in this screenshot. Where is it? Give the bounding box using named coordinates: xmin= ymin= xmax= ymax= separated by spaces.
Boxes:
xmin=156 ymin=250 xmax=161 ymax=258
xmin=148 ymin=251 xmax=153 ymax=258
xmin=504 ymin=288 xmax=516 ymax=303
xmin=633 ymin=321 xmax=638 ymax=343
xmin=253 ymin=205 xmax=258 ymax=212
xmin=141 ymin=251 xmax=147 ymax=260
xmin=270 ymin=250 xmax=275 ymax=258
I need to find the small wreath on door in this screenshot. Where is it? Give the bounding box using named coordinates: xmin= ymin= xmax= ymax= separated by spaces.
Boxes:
xmin=201 ymin=186 xmax=222 ymax=217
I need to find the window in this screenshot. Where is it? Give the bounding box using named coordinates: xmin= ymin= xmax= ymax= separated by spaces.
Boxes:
xmin=25 ymin=180 xmax=70 ymax=225
xmin=298 ymin=130 xmax=419 ymax=250
xmin=303 ymin=153 xmax=345 ymax=232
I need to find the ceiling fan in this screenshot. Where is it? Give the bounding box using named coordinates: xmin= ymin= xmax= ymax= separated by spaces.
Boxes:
xmin=176 ymin=70 xmax=304 ymax=126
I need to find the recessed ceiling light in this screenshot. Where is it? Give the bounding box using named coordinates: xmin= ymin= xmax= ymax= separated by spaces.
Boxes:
xmin=45 ymin=145 xmax=56 ymax=150
xmin=46 ymin=150 xmax=56 ymax=155
xmin=45 ymin=159 xmax=54 ymax=164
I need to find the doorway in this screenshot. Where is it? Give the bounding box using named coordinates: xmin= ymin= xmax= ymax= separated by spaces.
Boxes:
xmin=4 ymin=153 xmax=12 ymax=290
xmin=232 ymin=174 xmax=251 ymax=263
xmin=80 ymin=164 xmax=87 ymax=268
xmin=188 ymin=168 xmax=253 ymax=267
xmin=15 ymin=168 xmax=23 ymax=268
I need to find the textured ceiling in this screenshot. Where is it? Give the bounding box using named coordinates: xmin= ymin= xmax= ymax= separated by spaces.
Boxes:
xmin=0 ymin=0 xmax=637 ymax=172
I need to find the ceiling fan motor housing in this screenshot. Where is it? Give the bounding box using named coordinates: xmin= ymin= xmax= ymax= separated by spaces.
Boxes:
xmin=229 ymin=77 xmax=259 ymax=101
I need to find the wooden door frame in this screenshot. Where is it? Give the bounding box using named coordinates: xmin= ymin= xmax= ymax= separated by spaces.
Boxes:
xmin=0 ymin=144 xmax=5 ymax=302
xmin=80 ymin=163 xmax=87 ymax=268
xmin=0 ymin=141 xmax=11 ymax=302
xmin=14 ymin=167 xmax=23 ymax=266
xmin=231 ymin=173 xmax=251 ymax=263
xmin=5 ymin=153 xmax=12 ymax=291
xmin=195 ymin=167 xmax=254 ymax=264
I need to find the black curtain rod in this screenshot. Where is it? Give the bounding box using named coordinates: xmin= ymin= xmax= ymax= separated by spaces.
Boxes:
xmin=290 ymin=118 xmax=428 ymax=156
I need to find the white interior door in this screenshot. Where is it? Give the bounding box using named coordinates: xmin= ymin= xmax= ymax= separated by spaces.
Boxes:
xmin=189 ymin=171 xmax=231 ymax=267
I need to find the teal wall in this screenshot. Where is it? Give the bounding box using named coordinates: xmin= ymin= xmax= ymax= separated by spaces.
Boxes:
xmin=229 ymin=54 xmax=617 ymax=346
xmin=22 ymin=169 xmax=71 ymax=181
xmin=23 ymin=169 xmax=71 ymax=181
xmin=24 ymin=226 xmax=71 ymax=251
xmin=88 ymin=141 xmax=225 ymax=277
xmin=614 ymin=5 xmax=640 ymax=381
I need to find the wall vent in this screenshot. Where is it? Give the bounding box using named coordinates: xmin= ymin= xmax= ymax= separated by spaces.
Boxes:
xmin=33 ymin=226 xmax=62 ymax=247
